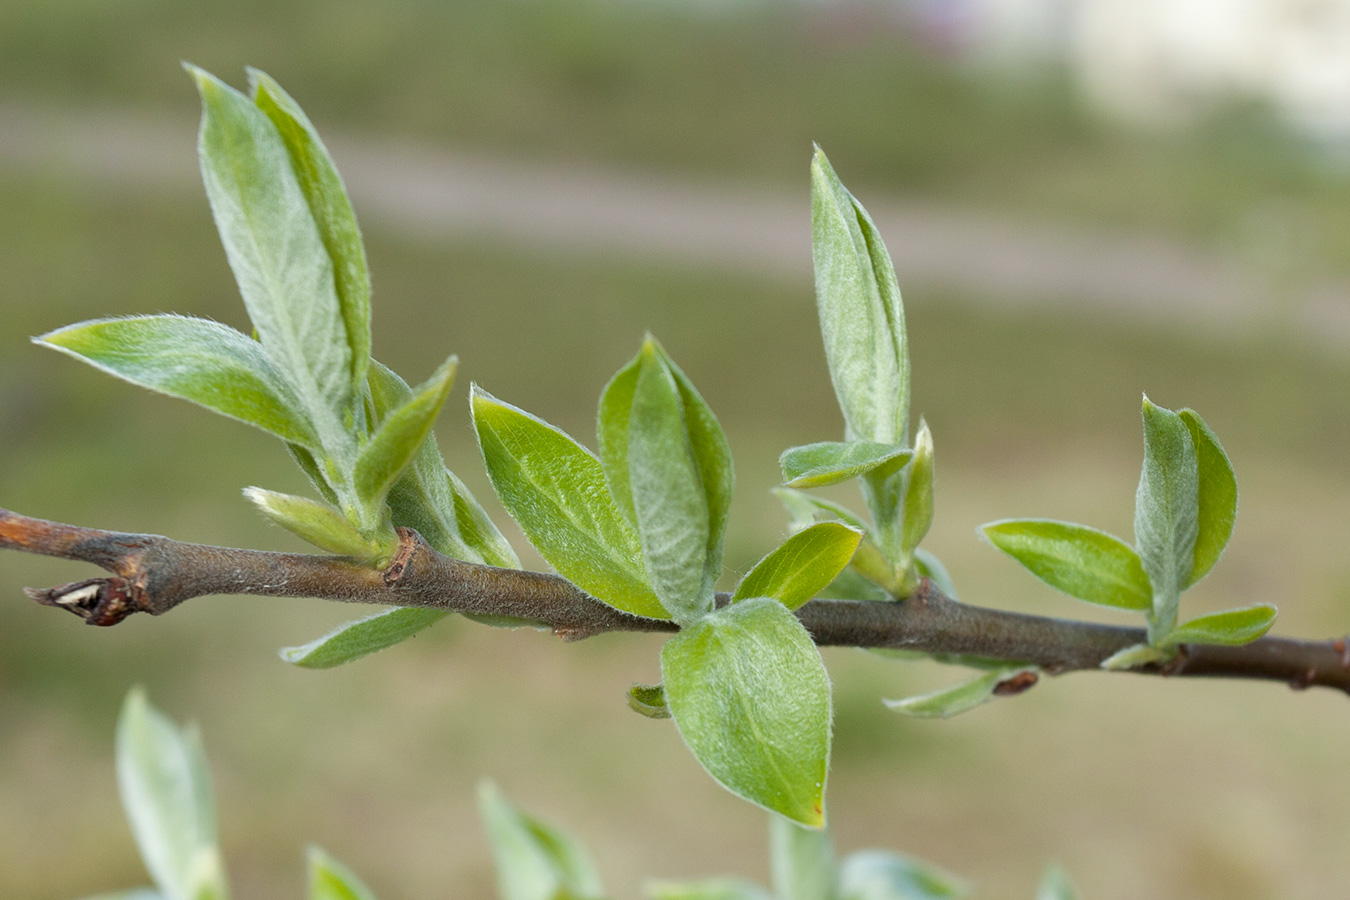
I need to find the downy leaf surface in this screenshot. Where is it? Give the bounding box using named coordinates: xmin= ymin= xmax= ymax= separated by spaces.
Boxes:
xmin=243 ymin=488 xmax=390 ymax=562
xmin=1134 ymin=397 xmax=1199 ymax=639
xmin=733 ymin=522 xmax=864 ymax=610
xmin=1160 ymin=604 xmax=1277 ymax=648
xmin=779 ymin=441 xmax=911 ymax=489
xmin=1179 ymin=408 xmax=1237 ymax=587
xmin=900 ymin=419 xmax=935 ymax=556
xmin=353 ymin=355 xmax=457 ymax=513
xmin=980 ymin=519 xmax=1151 ymax=611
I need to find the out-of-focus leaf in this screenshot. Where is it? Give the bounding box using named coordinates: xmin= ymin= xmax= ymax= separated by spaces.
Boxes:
xmin=1098 ymin=643 xmax=1168 ymax=671
xmin=1034 ymin=865 xmax=1081 ymax=900
xmin=980 ymin=519 xmax=1150 ymax=611
xmin=478 ymin=780 xmax=606 ymax=900
xmin=900 ymin=419 xmax=934 ymax=555
xmin=913 ymin=548 xmax=956 ymax=599
xmin=280 ymin=608 xmax=451 ymax=669
xmin=1179 ymin=409 xmax=1237 ymax=587
xmin=770 ymin=816 xmax=835 ymax=900
xmin=472 ymin=387 xmax=663 ymax=619
xmin=37 ymin=315 xmax=317 ymax=448
xmin=353 ymin=355 xmax=456 ymax=511
xmin=884 ymin=667 xmax=1038 ymax=720
xmin=627 ymin=683 xmax=671 ymax=719
xmin=1135 ymin=396 xmax=1199 ymax=639
xmin=733 ymin=522 xmax=863 ymax=610
xmin=1160 ymin=604 xmax=1277 ymax=648
xmin=662 ymin=598 xmax=831 ymax=827
xmin=838 ymin=850 xmax=971 ymax=900
xmin=243 ymin=487 xmax=391 ymax=563
xmin=307 ymin=846 xmax=378 ymax=900
xmin=646 ymin=880 xmax=774 ymax=900
xmin=780 ymin=441 xmax=910 ymax=489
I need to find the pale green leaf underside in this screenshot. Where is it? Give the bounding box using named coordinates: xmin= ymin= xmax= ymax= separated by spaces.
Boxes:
xmin=473 ymin=388 xmax=664 ymax=619
xmin=243 ymin=488 xmax=387 ymax=562
xmin=1099 ymin=643 xmax=1168 ymax=670
xmin=780 ymin=441 xmax=911 ymax=489
xmin=646 ymin=880 xmax=775 ymax=900
xmin=837 ymin=850 xmax=971 ymax=900
xmin=884 ymin=667 xmax=1036 ymax=720
xmin=478 ymin=780 xmax=606 ymax=900
xmin=661 ymin=598 xmax=831 ymax=827
xmin=733 ymin=522 xmax=864 ymax=610
xmin=1135 ymin=397 xmax=1199 ymax=634
xmin=37 ymin=315 xmax=317 ymax=448
xmin=1179 ymin=408 xmax=1237 ymax=587
xmin=1161 ymin=604 xmax=1276 ymax=648
xmin=307 ymin=846 xmax=379 ymax=900
xmin=281 ymin=608 xmax=451 ymax=669
xmin=981 ymin=519 xmax=1150 ymax=611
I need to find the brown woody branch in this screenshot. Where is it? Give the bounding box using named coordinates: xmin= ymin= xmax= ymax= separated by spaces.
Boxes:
xmin=3 ymin=507 xmax=1349 ymax=694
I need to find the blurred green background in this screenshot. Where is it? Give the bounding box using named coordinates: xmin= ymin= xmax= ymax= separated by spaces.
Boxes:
xmin=4 ymin=2 xmax=1350 ymax=899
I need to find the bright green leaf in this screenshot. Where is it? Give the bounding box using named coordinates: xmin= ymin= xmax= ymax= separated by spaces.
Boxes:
xmin=597 ymin=350 xmax=641 ymax=527
xmin=627 ymin=683 xmax=671 ymax=719
xmin=1179 ymin=409 xmax=1237 ymax=587
xmin=478 ymin=780 xmax=606 ymax=900
xmin=37 ymin=315 xmax=317 ymax=448
xmin=646 ymin=880 xmax=774 ymax=900
xmin=1035 ymin=865 xmax=1081 ymax=900
xmin=307 ymin=846 xmax=378 ymax=900
xmin=780 ymin=441 xmax=911 ymax=489
xmin=900 ymin=419 xmax=934 ymax=556
xmin=1160 ymin=604 xmax=1277 ymax=648
xmin=472 ymin=387 xmax=664 ymax=619
xmin=1099 ymin=643 xmax=1168 ymax=671
xmin=353 ymin=355 xmax=457 ymax=512
xmin=116 ymin=688 xmax=229 ymax=900
xmin=811 ymin=147 xmax=909 ymax=445
xmin=980 ymin=519 xmax=1150 ymax=611
xmin=770 ymin=816 xmax=835 ymax=900
xmin=733 ymin=522 xmax=864 ymax=610
xmin=661 ymin=598 xmax=831 ymax=827
xmin=280 ymin=608 xmax=451 ymax=669
xmin=884 ymin=667 xmax=1038 ymax=720
xmin=1135 ymin=396 xmax=1199 ymax=641
xmin=838 ymin=850 xmax=970 ymax=900
xmin=243 ymin=487 xmax=392 ymax=563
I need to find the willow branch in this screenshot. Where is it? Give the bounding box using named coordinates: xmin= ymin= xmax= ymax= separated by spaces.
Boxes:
xmin=3 ymin=507 xmax=1348 ymax=694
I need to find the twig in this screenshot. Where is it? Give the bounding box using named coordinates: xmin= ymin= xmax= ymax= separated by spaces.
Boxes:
xmin=3 ymin=507 xmax=1348 ymax=694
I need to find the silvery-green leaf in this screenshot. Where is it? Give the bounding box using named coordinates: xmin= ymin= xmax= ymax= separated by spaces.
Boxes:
xmin=243 ymin=487 xmax=392 ymax=563
xmin=37 ymin=315 xmax=317 ymax=448
xmin=661 ymin=598 xmax=831 ymax=827
xmin=1134 ymin=397 xmax=1199 ymax=641
xmin=773 ymin=487 xmax=871 ymax=533
xmin=280 ymin=608 xmax=451 ymax=669
xmin=913 ymin=549 xmax=957 ymax=599
xmin=1034 ymin=866 xmax=1080 ymax=900
xmin=780 ymin=441 xmax=911 ymax=489
xmin=307 ymin=846 xmax=378 ymax=900
xmin=353 ymin=355 xmax=457 ymax=513
xmin=189 ymin=66 xmax=355 ymax=461
xmin=1178 ymin=409 xmax=1237 ymax=587
xmin=900 ymin=419 xmax=934 ymax=556
xmin=770 ymin=816 xmax=835 ymax=900
xmin=884 ymin=667 xmax=1037 ymax=720
xmin=627 ymin=683 xmax=671 ymax=719
xmin=116 ymin=688 xmax=229 ymax=900
xmin=646 ymin=880 xmax=774 ymax=900
xmin=1099 ymin=643 xmax=1168 ymax=671
xmin=733 ymin=522 xmax=864 ymax=610
xmin=1159 ymin=604 xmax=1277 ymax=648
xmin=980 ymin=519 xmax=1150 ymax=611
xmin=811 ymin=147 xmax=908 ymax=445
xmin=248 ymin=70 xmax=371 ymax=397
xmin=838 ymin=850 xmax=970 ymax=900
xmin=478 ymin=780 xmax=606 ymax=900
xmin=472 ymin=387 xmax=663 ymax=619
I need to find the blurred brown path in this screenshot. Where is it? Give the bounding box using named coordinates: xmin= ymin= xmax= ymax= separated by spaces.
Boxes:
xmin=3 ymin=100 xmax=1349 ymax=352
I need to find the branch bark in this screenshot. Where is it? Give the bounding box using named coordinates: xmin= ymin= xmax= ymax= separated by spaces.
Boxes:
xmin=4 ymin=507 xmax=1348 ymax=694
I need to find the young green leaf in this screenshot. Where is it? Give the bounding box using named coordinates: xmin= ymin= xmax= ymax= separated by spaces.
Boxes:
xmin=627 ymin=683 xmax=672 ymax=719
xmin=1160 ymin=604 xmax=1277 ymax=648
xmin=900 ymin=419 xmax=935 ymax=556
xmin=37 ymin=315 xmax=318 ymax=448
xmin=811 ymin=147 xmax=909 ymax=445
xmin=352 ymin=355 xmax=457 ymax=512
xmin=884 ymin=667 xmax=1038 ymax=720
xmin=307 ymin=846 xmax=378 ymax=900
xmin=597 ymin=350 xmax=641 ymax=526
xmin=248 ymin=69 xmax=371 ymax=396
xmin=661 ymin=598 xmax=832 ymax=828
xmin=780 ymin=441 xmax=911 ymax=489
xmin=478 ymin=780 xmax=606 ymax=900
xmin=837 ymin=850 xmax=971 ymax=900
xmin=1179 ymin=409 xmax=1237 ymax=587
xmin=244 ymin=488 xmax=393 ymax=563
xmin=1098 ymin=643 xmax=1168 ymax=671
xmin=646 ymin=880 xmax=774 ymax=900
xmin=280 ymin=608 xmax=452 ymax=669
xmin=116 ymin=688 xmax=230 ymax=900
xmin=980 ymin=519 xmax=1151 ymax=611
xmin=1035 ymin=865 xmax=1081 ymax=900
xmin=472 ymin=387 xmax=664 ymax=619
xmin=1135 ymin=396 xmax=1199 ymax=640
xmin=913 ymin=548 xmax=957 ymax=599
xmin=770 ymin=815 xmax=836 ymax=900
xmin=733 ymin=522 xmax=864 ymax=610
xmin=773 ymin=487 xmax=871 ymax=533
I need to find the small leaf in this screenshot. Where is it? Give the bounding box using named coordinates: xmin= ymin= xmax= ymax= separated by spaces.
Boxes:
xmin=773 ymin=487 xmax=871 ymax=533
xmin=627 ymin=683 xmax=671 ymax=719
xmin=116 ymin=688 xmax=229 ymax=900
xmin=472 ymin=387 xmax=664 ymax=619
xmin=900 ymin=419 xmax=934 ymax=556
xmin=811 ymin=147 xmax=909 ymax=444
xmin=733 ymin=522 xmax=864 ymax=610
xmin=353 ymin=355 xmax=457 ymax=512
xmin=1035 ymin=865 xmax=1081 ymax=900
xmin=597 ymin=351 xmax=641 ymax=527
xmin=646 ymin=880 xmax=774 ymax=900
xmin=307 ymin=846 xmax=378 ymax=900
xmin=780 ymin=441 xmax=911 ymax=489
xmin=884 ymin=667 xmax=1037 ymax=719
xmin=980 ymin=520 xmax=1150 ymax=611
xmin=244 ymin=488 xmax=392 ymax=563
xmin=661 ymin=598 xmax=831 ymax=827
xmin=1179 ymin=409 xmax=1237 ymax=587
xmin=1135 ymin=396 xmax=1199 ymax=640
xmin=37 ymin=315 xmax=317 ymax=448
xmin=478 ymin=780 xmax=606 ymax=900
xmin=1160 ymin=604 xmax=1277 ymax=648
xmin=1098 ymin=643 xmax=1168 ymax=671
xmin=838 ymin=850 xmax=970 ymax=900
xmin=770 ymin=816 xmax=835 ymax=900
xmin=913 ymin=548 xmax=957 ymax=599
xmin=280 ymin=608 xmax=451 ymax=669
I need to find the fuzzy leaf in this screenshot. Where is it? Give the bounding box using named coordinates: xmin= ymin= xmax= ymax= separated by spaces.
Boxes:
xmin=838 ymin=850 xmax=970 ymax=900
xmin=900 ymin=419 xmax=935 ymax=555
xmin=627 ymin=683 xmax=672 ymax=719
xmin=1035 ymin=866 xmax=1081 ymax=900
xmin=1179 ymin=409 xmax=1237 ymax=587
xmin=773 ymin=487 xmax=871 ymax=533
xmin=307 ymin=847 xmax=378 ymax=900
xmin=1160 ymin=604 xmax=1277 ymax=648
xmin=244 ymin=488 xmax=391 ymax=562
xmin=770 ymin=816 xmax=835 ymax=900
xmin=811 ymin=147 xmax=909 ymax=444
xmin=647 ymin=881 xmax=774 ymax=900
xmin=353 ymin=355 xmax=457 ymax=511
xmin=662 ymin=598 xmax=831 ymax=827
xmin=473 ymin=387 xmax=664 ymax=619
xmin=37 ymin=315 xmax=317 ymax=448
xmin=1135 ymin=397 xmax=1199 ymax=639
xmin=884 ymin=667 xmax=1037 ymax=720
xmin=478 ymin=780 xmax=606 ymax=900
xmin=780 ymin=441 xmax=911 ymax=489
xmin=597 ymin=350 xmax=641 ymax=527
xmin=980 ymin=519 xmax=1150 ymax=611
xmin=733 ymin=522 xmax=864 ymax=610
xmin=281 ymin=608 xmax=451 ymax=669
